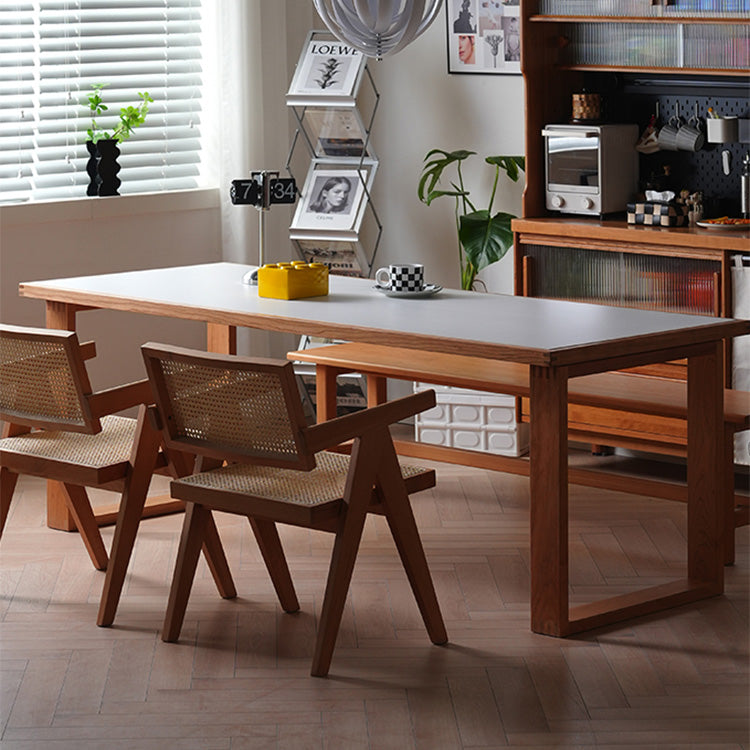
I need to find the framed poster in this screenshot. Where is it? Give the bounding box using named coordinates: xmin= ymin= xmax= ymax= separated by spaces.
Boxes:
xmin=290 ymin=161 xmax=377 ymax=239
xmin=446 ymin=0 xmax=521 ymax=75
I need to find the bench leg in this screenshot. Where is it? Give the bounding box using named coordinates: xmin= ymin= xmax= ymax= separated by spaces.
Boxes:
xmin=686 ymin=343 xmax=724 ymax=592
xmin=724 ymin=423 xmax=735 ymax=566
xmin=315 ymin=365 xmax=340 ymax=423
xmin=366 ymin=374 xmax=388 ymax=408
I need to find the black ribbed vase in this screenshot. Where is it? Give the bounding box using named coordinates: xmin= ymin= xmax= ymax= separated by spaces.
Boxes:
xmin=86 ymin=139 xmax=121 ymax=196
xmin=85 ymin=141 xmax=99 ymax=196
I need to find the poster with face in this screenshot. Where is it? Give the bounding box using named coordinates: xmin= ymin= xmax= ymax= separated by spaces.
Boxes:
xmin=446 ymin=0 xmax=521 ymax=74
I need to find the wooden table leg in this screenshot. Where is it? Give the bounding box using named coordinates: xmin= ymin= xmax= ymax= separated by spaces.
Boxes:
xmin=45 ymin=301 xmax=78 ymax=531
xmin=687 ymin=341 xmax=724 ymax=592
xmin=529 ymin=342 xmax=726 ymax=638
xmin=529 ymin=364 xmax=569 ymax=636
xmin=207 ymin=323 xmax=236 ymax=355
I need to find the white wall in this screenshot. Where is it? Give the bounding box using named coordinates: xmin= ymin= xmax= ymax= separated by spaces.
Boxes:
xmin=0 ymin=2 xmax=525 ymax=381
xmin=0 ymin=191 xmax=221 ymax=389
xmin=263 ymin=3 xmax=525 ymax=361
xmin=358 ymin=5 xmax=526 ymax=294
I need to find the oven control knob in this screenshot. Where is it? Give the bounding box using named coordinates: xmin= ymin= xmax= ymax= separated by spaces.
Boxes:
xmin=550 ymin=194 xmax=565 ymax=208
xmin=580 ymin=197 xmax=594 ymax=210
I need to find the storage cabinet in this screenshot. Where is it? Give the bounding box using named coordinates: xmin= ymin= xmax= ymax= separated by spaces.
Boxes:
xmin=514 ymin=1 xmax=749 ymax=457
xmin=519 ymin=1 xmax=750 ymax=218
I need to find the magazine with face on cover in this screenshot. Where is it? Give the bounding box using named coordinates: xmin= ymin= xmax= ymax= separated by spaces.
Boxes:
xmin=290 ymin=161 xmax=376 ymax=237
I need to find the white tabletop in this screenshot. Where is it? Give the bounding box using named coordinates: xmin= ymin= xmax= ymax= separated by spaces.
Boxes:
xmin=20 ymin=262 xmax=749 ymax=368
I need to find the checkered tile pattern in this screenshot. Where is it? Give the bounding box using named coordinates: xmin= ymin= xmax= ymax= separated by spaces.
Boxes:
xmin=390 ymin=266 xmax=424 ymax=292
xmin=627 ymin=202 xmax=689 ymax=227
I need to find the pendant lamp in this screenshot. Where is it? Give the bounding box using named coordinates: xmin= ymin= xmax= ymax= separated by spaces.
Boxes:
xmin=312 ymin=0 xmax=442 ymax=59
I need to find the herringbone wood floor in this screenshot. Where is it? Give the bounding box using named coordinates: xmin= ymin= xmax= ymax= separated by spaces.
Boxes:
xmin=1 ymin=461 xmax=748 ymax=750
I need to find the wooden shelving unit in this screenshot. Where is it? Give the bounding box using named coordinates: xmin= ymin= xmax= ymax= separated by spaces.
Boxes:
xmin=515 ymin=0 xmax=750 ymax=456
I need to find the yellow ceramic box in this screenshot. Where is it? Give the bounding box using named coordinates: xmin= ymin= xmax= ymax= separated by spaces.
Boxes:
xmin=257 ymin=261 xmax=329 ymax=299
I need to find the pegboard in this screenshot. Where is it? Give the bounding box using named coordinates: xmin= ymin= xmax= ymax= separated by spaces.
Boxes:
xmin=589 ymin=75 xmax=749 ymax=216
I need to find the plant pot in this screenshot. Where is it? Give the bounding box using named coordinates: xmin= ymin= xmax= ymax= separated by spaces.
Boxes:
xmin=85 ymin=141 xmax=99 ymax=196
xmin=86 ymin=139 xmax=121 ymax=196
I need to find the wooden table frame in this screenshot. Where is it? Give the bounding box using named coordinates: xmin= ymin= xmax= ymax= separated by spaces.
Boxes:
xmin=18 ymin=263 xmax=748 ymax=637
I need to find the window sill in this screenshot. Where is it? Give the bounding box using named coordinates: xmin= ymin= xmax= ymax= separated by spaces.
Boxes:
xmin=0 ymin=188 xmax=220 ymax=227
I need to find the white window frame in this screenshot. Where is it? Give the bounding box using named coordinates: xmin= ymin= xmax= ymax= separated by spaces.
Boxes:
xmin=0 ymin=0 xmax=215 ymax=205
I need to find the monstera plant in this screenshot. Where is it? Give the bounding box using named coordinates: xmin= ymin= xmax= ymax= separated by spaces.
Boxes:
xmin=418 ymin=149 xmax=525 ymax=291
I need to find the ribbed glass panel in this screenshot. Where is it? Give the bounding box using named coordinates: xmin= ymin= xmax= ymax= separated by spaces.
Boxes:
xmin=683 ymin=24 xmax=750 ymax=69
xmin=538 ymin=0 xmax=749 ymax=17
xmin=559 ymin=20 xmax=748 ymax=70
xmin=561 ymin=23 xmax=681 ymax=68
xmin=0 ymin=0 xmax=204 ymax=204
xmin=526 ymin=244 xmax=720 ymax=316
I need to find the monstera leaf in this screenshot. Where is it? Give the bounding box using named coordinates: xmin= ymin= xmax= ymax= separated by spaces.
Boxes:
xmin=459 ymin=209 xmax=516 ymax=281
xmin=418 ymin=151 xmax=524 ymax=290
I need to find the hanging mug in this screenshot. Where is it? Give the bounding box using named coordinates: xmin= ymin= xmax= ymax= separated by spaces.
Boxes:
xmin=676 ymin=115 xmax=705 ymax=152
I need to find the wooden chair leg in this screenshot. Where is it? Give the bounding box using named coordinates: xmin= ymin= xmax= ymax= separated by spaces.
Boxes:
xmin=98 ymin=405 xmax=163 ymax=626
xmin=0 ymin=467 xmax=19 ymax=537
xmin=376 ymin=440 xmax=447 ymax=645
xmin=248 ymin=517 xmax=299 ymax=613
xmin=62 ymin=483 xmax=108 ymax=570
xmin=311 ymin=432 xmax=382 ymax=677
xmin=188 ymin=454 xmax=237 ymax=600
xmin=201 ymin=513 xmax=237 ymax=600
xmin=162 ymin=502 xmax=211 ymax=643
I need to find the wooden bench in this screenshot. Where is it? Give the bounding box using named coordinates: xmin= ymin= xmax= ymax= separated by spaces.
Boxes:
xmin=289 ymin=342 xmax=750 ymax=565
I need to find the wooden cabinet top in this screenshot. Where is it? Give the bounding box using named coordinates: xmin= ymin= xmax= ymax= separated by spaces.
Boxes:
xmin=513 ymin=217 xmax=750 ymax=253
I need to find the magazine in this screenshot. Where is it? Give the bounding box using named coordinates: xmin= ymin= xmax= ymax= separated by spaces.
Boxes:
xmin=300 ymin=108 xmax=373 ymax=159
xmin=293 ymin=238 xmax=367 ymax=277
xmin=287 ymin=33 xmax=366 ymax=105
xmin=289 ymin=161 xmax=376 ymax=238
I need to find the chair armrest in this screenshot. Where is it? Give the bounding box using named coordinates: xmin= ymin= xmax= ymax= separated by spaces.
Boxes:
xmin=88 ymin=379 xmax=153 ymax=418
xmin=303 ymin=389 xmax=436 ymax=454
xmin=79 ymin=341 xmax=97 ymax=360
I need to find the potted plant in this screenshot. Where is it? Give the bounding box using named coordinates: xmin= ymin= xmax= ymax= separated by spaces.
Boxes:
xmin=84 ymin=84 xmax=154 ymax=196
xmin=418 ymin=149 xmax=525 ymax=290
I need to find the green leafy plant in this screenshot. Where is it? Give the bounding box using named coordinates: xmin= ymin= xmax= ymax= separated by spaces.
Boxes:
xmin=418 ymin=149 xmax=525 ymax=291
xmin=84 ymin=83 xmax=154 ymax=143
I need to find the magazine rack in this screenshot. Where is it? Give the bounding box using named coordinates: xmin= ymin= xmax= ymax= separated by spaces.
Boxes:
xmin=285 ymin=30 xmax=382 ymax=280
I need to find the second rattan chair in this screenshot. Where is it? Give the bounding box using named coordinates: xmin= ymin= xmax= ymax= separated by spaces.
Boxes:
xmin=141 ymin=342 xmax=447 ymax=677
xmin=0 ymin=324 xmax=236 ymax=619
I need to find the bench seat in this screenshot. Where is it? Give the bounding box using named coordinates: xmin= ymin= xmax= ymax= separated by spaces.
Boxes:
xmin=289 ymin=342 xmax=749 ymax=564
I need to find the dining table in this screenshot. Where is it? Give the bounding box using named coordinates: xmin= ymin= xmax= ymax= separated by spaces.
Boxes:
xmin=18 ymin=261 xmax=750 ymax=637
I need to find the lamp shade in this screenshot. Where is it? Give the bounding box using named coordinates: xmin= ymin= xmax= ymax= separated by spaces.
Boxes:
xmin=312 ymin=0 xmax=442 ymax=58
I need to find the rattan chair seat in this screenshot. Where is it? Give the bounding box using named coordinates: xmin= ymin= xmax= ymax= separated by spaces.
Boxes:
xmin=0 ymin=415 xmax=136 ymax=468
xmin=173 ymin=450 xmax=428 ymax=508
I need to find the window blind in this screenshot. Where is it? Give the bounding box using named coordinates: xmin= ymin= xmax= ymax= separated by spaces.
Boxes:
xmin=0 ymin=0 xmax=204 ymax=204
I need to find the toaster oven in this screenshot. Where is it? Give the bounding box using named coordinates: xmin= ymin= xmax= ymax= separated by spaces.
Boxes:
xmin=543 ymin=123 xmax=639 ymax=217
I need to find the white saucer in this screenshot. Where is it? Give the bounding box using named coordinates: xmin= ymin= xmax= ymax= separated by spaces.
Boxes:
xmin=373 ymin=283 xmax=442 ymax=299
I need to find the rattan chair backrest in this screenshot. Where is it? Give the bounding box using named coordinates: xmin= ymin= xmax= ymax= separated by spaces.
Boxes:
xmin=142 ymin=343 xmax=315 ymax=471
xmin=0 ymin=324 xmax=99 ymax=433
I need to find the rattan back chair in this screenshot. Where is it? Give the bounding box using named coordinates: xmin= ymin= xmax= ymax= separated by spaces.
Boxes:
xmin=141 ymin=342 xmax=447 ymax=677
xmin=0 ymin=324 xmax=236 ymax=621
xmin=0 ymin=324 xmax=158 ymax=570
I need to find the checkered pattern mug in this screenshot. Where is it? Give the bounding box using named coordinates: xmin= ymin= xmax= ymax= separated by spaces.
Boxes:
xmin=375 ymin=263 xmax=425 ymax=292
